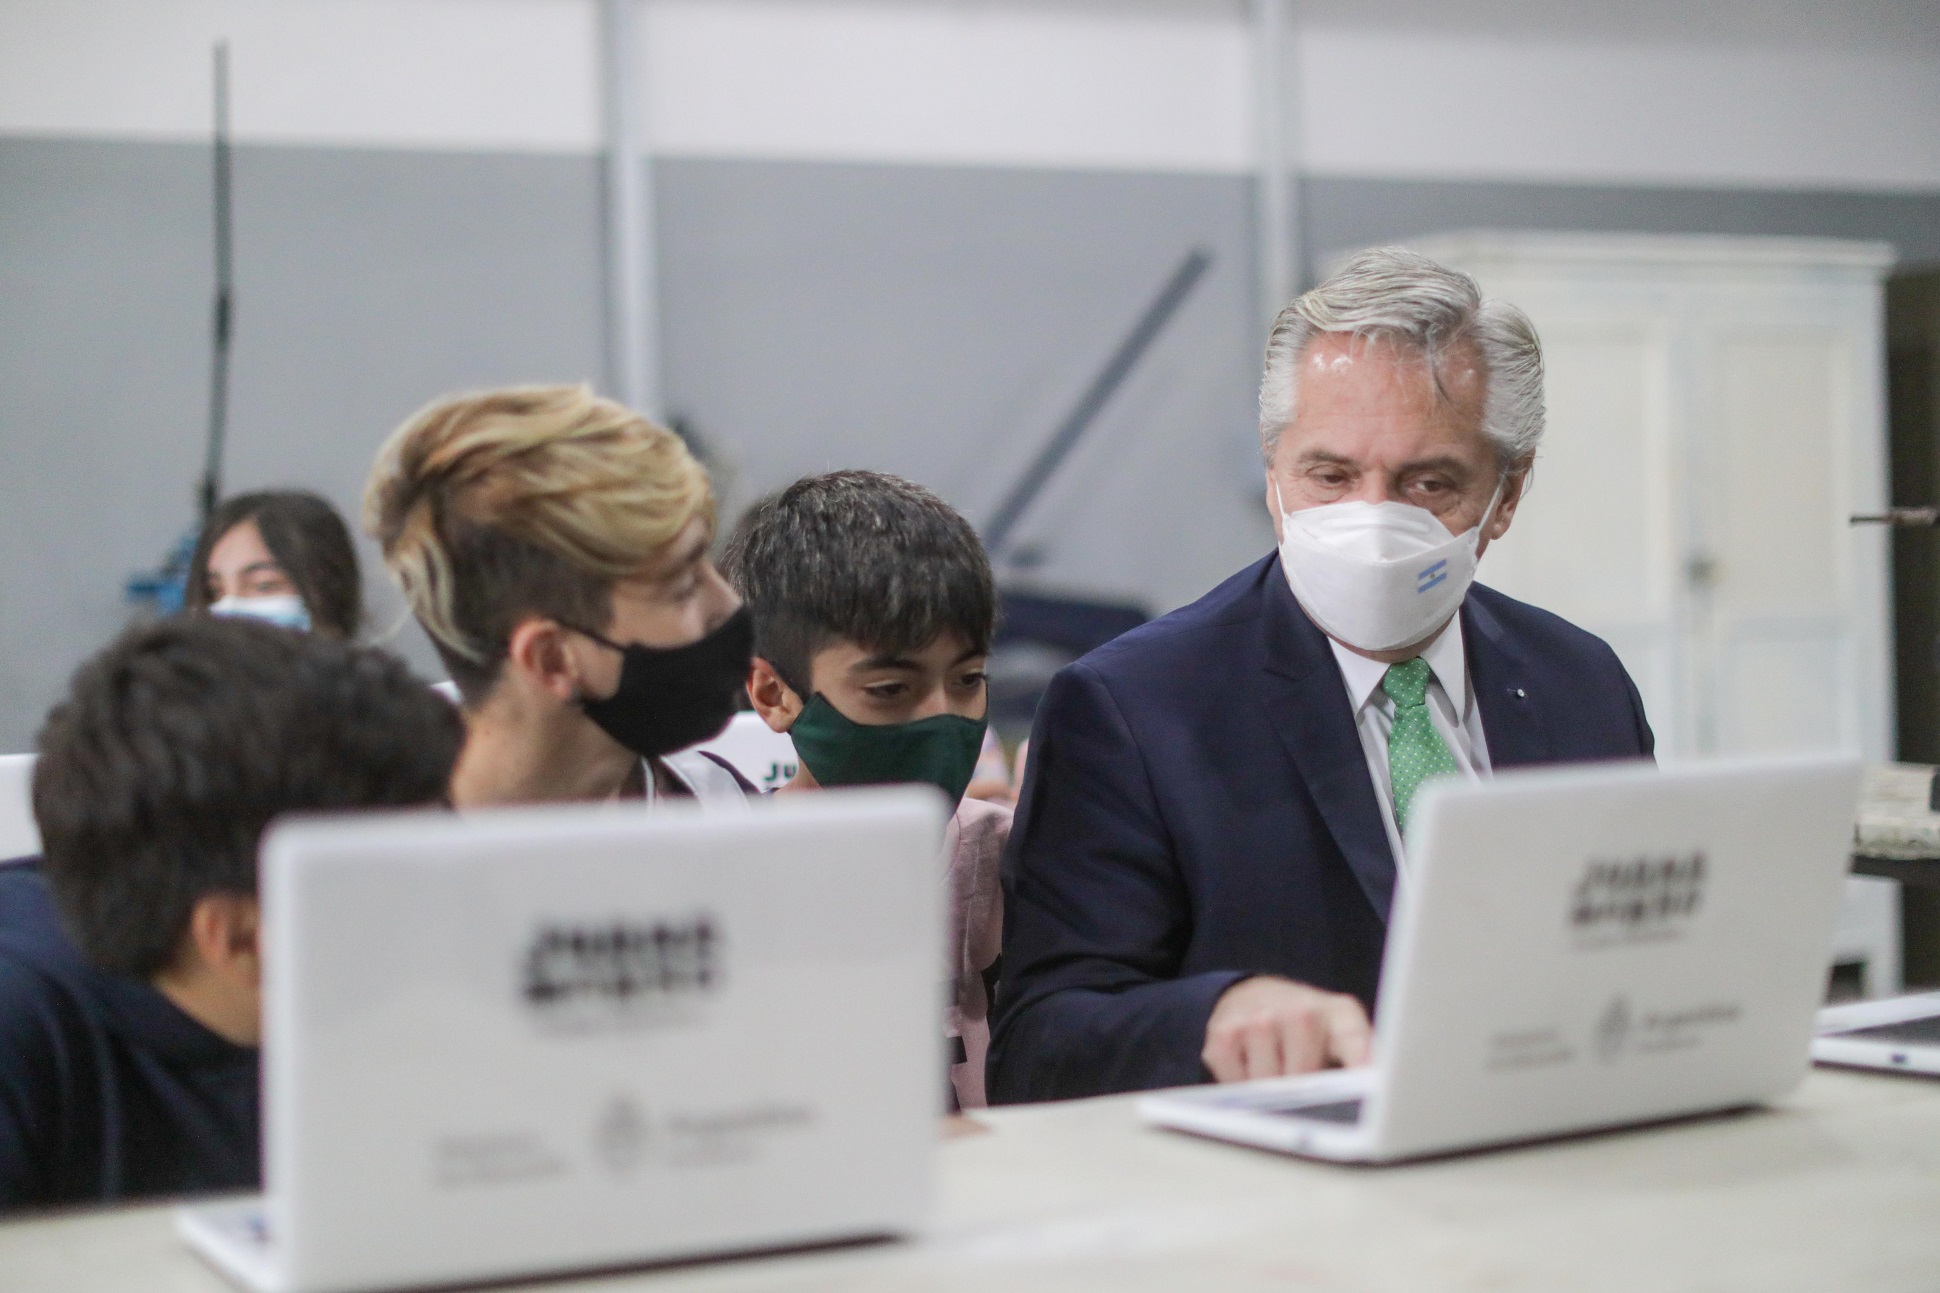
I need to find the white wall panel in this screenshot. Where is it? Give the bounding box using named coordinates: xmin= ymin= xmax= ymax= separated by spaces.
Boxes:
xmin=0 ymin=0 xmax=600 ymax=152
xmin=3 ymin=0 xmax=1938 ymax=192
xmin=640 ymin=1 xmax=1251 ymax=172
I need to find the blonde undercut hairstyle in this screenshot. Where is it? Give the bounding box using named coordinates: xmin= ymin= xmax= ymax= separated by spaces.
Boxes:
xmin=364 ymin=384 xmax=714 ymax=703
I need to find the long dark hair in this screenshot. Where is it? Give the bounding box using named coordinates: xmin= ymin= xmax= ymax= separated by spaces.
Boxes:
xmin=185 ymin=490 xmax=364 ymax=638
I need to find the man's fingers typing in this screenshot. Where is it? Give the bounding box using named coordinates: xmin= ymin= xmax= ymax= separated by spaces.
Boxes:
xmin=1324 ymin=995 xmax=1375 ymax=1067
xmin=1277 ymin=1006 xmax=1327 ymax=1074
xmin=1204 ymin=976 xmax=1374 ymax=1083
xmin=1201 ymin=1027 xmax=1243 ymax=1083
xmin=1240 ymin=1019 xmax=1282 ymax=1081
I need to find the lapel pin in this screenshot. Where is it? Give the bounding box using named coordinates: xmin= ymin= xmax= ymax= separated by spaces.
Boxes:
xmin=1513 ymin=688 xmax=1527 ymax=699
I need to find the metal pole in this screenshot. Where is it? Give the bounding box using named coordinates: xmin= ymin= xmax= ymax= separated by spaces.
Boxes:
xmin=1252 ymin=0 xmax=1311 ymax=319
xmin=983 ymin=249 xmax=1214 ymax=562
xmin=1250 ymin=0 xmax=1290 ymax=325
xmin=199 ymin=41 xmax=233 ymax=524
xmin=600 ymin=0 xmax=663 ymax=419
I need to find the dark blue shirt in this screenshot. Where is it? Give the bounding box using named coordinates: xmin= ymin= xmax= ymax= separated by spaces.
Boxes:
xmin=0 ymin=858 xmax=259 ymax=1211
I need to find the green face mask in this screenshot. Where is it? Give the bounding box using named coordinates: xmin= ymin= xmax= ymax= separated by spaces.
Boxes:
xmin=787 ymin=693 xmax=987 ymax=806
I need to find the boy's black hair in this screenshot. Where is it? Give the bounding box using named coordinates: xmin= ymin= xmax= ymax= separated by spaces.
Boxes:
xmin=720 ymin=471 xmax=997 ymax=696
xmin=184 ymin=489 xmax=365 ymax=638
xmin=32 ymin=616 xmax=464 ymax=977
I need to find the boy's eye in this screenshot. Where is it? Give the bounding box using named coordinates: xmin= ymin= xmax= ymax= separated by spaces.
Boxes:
xmin=956 ymin=670 xmax=988 ymax=689
xmin=863 ymin=682 xmax=908 ymax=700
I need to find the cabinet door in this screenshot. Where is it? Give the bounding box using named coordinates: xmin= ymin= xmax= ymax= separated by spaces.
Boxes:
xmin=1477 ymin=321 xmax=1684 ymax=750
xmin=1694 ymin=328 xmax=1879 ymax=756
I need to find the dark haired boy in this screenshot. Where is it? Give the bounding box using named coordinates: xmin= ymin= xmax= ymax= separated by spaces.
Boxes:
xmin=0 ymin=617 xmax=462 ymax=1211
xmin=722 ymin=471 xmax=1007 ymax=1108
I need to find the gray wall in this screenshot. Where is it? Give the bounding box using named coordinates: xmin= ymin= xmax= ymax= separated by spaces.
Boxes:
xmin=0 ymin=138 xmax=608 ymax=751
xmin=4 ymin=134 xmax=1939 ymax=750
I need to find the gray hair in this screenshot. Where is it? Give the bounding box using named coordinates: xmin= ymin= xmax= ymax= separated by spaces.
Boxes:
xmin=1257 ymin=247 xmax=1544 ymax=472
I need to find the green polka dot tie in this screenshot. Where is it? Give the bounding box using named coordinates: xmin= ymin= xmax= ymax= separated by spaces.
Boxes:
xmin=1382 ymin=657 xmax=1460 ymax=836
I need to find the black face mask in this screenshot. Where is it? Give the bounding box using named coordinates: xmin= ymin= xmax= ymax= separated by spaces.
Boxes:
xmin=572 ymin=606 xmax=754 ymax=760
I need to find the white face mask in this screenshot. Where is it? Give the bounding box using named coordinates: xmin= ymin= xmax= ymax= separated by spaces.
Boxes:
xmin=209 ymin=593 xmax=312 ymax=633
xmin=1274 ymin=481 xmax=1502 ymax=654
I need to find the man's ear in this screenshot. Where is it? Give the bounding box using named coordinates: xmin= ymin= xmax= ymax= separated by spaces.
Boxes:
xmin=1486 ymin=461 xmax=1533 ymax=543
xmin=186 ymin=891 xmax=262 ymax=990
xmin=747 ymin=658 xmax=805 ymax=733
xmin=503 ymin=617 xmax=588 ymax=703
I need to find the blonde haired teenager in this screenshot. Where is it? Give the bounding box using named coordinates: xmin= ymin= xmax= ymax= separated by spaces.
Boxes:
xmin=365 ymin=384 xmax=753 ymax=808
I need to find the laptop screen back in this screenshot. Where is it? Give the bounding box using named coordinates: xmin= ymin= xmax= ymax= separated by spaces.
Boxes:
xmin=260 ymin=789 xmax=945 ymax=1292
xmin=1371 ymin=756 xmax=1861 ymax=1159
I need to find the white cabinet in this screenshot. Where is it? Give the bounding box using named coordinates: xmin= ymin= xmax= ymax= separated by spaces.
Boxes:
xmin=1408 ymin=232 xmax=1896 ymax=762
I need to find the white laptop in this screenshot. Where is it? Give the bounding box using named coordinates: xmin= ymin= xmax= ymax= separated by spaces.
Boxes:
xmin=1814 ymin=992 xmax=1940 ymax=1075
xmin=178 ymin=788 xmax=947 ymax=1293
xmin=1140 ymin=755 xmax=1862 ymax=1163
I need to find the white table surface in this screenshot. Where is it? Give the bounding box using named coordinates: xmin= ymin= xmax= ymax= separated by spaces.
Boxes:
xmin=4 ymin=1069 xmax=1940 ymax=1293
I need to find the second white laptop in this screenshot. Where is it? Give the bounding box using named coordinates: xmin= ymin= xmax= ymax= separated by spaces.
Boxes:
xmin=1814 ymin=991 xmax=1940 ymax=1076
xmin=179 ymin=787 xmax=947 ymax=1293
xmin=1141 ymin=755 xmax=1863 ymax=1163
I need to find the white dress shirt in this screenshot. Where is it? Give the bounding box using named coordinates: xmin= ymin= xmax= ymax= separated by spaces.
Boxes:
xmin=1328 ymin=619 xmax=1492 ymax=871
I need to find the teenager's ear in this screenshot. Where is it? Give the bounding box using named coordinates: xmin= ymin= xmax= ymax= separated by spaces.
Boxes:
xmin=186 ymin=892 xmax=262 ymax=989
xmin=167 ymin=891 xmax=264 ymax=1046
xmin=746 ymin=658 xmax=805 ymax=733
xmin=503 ymin=617 xmax=587 ymax=703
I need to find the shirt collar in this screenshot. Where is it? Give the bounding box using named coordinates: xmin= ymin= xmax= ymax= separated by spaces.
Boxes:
xmin=1327 ymin=616 xmax=1470 ymax=718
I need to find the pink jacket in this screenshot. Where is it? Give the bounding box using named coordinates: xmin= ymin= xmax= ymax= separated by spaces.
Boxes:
xmin=945 ymin=797 xmax=1010 ymax=1109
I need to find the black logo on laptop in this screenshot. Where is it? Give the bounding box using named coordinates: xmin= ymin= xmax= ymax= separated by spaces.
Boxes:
xmin=522 ymin=915 xmax=722 ymax=1028
xmin=1571 ymin=851 xmax=1705 ymax=946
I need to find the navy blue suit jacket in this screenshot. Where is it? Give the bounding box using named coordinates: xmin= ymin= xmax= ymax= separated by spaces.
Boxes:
xmin=987 ymin=554 xmax=1654 ymax=1103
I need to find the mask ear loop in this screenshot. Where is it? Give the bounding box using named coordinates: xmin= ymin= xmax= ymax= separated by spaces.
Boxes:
xmin=1470 ymin=476 xmax=1508 ymax=551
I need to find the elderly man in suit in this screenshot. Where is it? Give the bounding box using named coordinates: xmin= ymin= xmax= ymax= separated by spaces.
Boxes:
xmin=988 ymin=247 xmax=1654 ymax=1103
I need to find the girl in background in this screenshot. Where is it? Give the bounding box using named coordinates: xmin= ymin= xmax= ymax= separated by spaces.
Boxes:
xmin=185 ymin=490 xmax=363 ymax=638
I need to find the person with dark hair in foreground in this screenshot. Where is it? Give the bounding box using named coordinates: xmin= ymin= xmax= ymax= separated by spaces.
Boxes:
xmin=185 ymin=489 xmax=364 ymax=637
xmin=0 ymin=617 xmax=462 ymax=1211
xmin=722 ymin=470 xmax=1008 ymax=1109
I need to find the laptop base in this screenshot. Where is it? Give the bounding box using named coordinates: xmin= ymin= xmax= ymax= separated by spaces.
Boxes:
xmin=177 ymin=1197 xmax=281 ymax=1293
xmin=1814 ymin=992 xmax=1940 ymax=1077
xmin=1139 ymin=1070 xmax=1378 ymax=1162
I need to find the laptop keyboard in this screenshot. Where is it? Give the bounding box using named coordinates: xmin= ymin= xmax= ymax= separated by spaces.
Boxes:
xmin=1261 ymin=1098 xmax=1365 ymax=1125
xmin=1832 ymin=1013 xmax=1940 ymax=1045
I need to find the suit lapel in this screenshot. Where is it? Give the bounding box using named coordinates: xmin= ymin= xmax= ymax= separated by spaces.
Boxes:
xmin=1463 ymin=591 xmax=1552 ymax=768
xmin=1258 ymin=568 xmax=1398 ymax=923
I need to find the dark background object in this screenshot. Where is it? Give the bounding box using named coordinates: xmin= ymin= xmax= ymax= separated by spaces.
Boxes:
xmin=125 ymin=44 xmax=234 ymax=618
xmin=199 ymin=41 xmax=233 ymax=525
xmin=986 ymin=591 xmax=1149 ymax=740
xmin=1887 ymin=267 xmax=1940 ymax=984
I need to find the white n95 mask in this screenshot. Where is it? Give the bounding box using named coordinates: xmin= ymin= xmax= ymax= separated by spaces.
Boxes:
xmin=1274 ymin=482 xmax=1500 ymax=654
xmin=209 ymin=593 xmax=312 ymax=633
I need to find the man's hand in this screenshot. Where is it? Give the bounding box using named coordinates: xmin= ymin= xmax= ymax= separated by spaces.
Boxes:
xmin=1201 ymin=976 xmax=1372 ymax=1082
